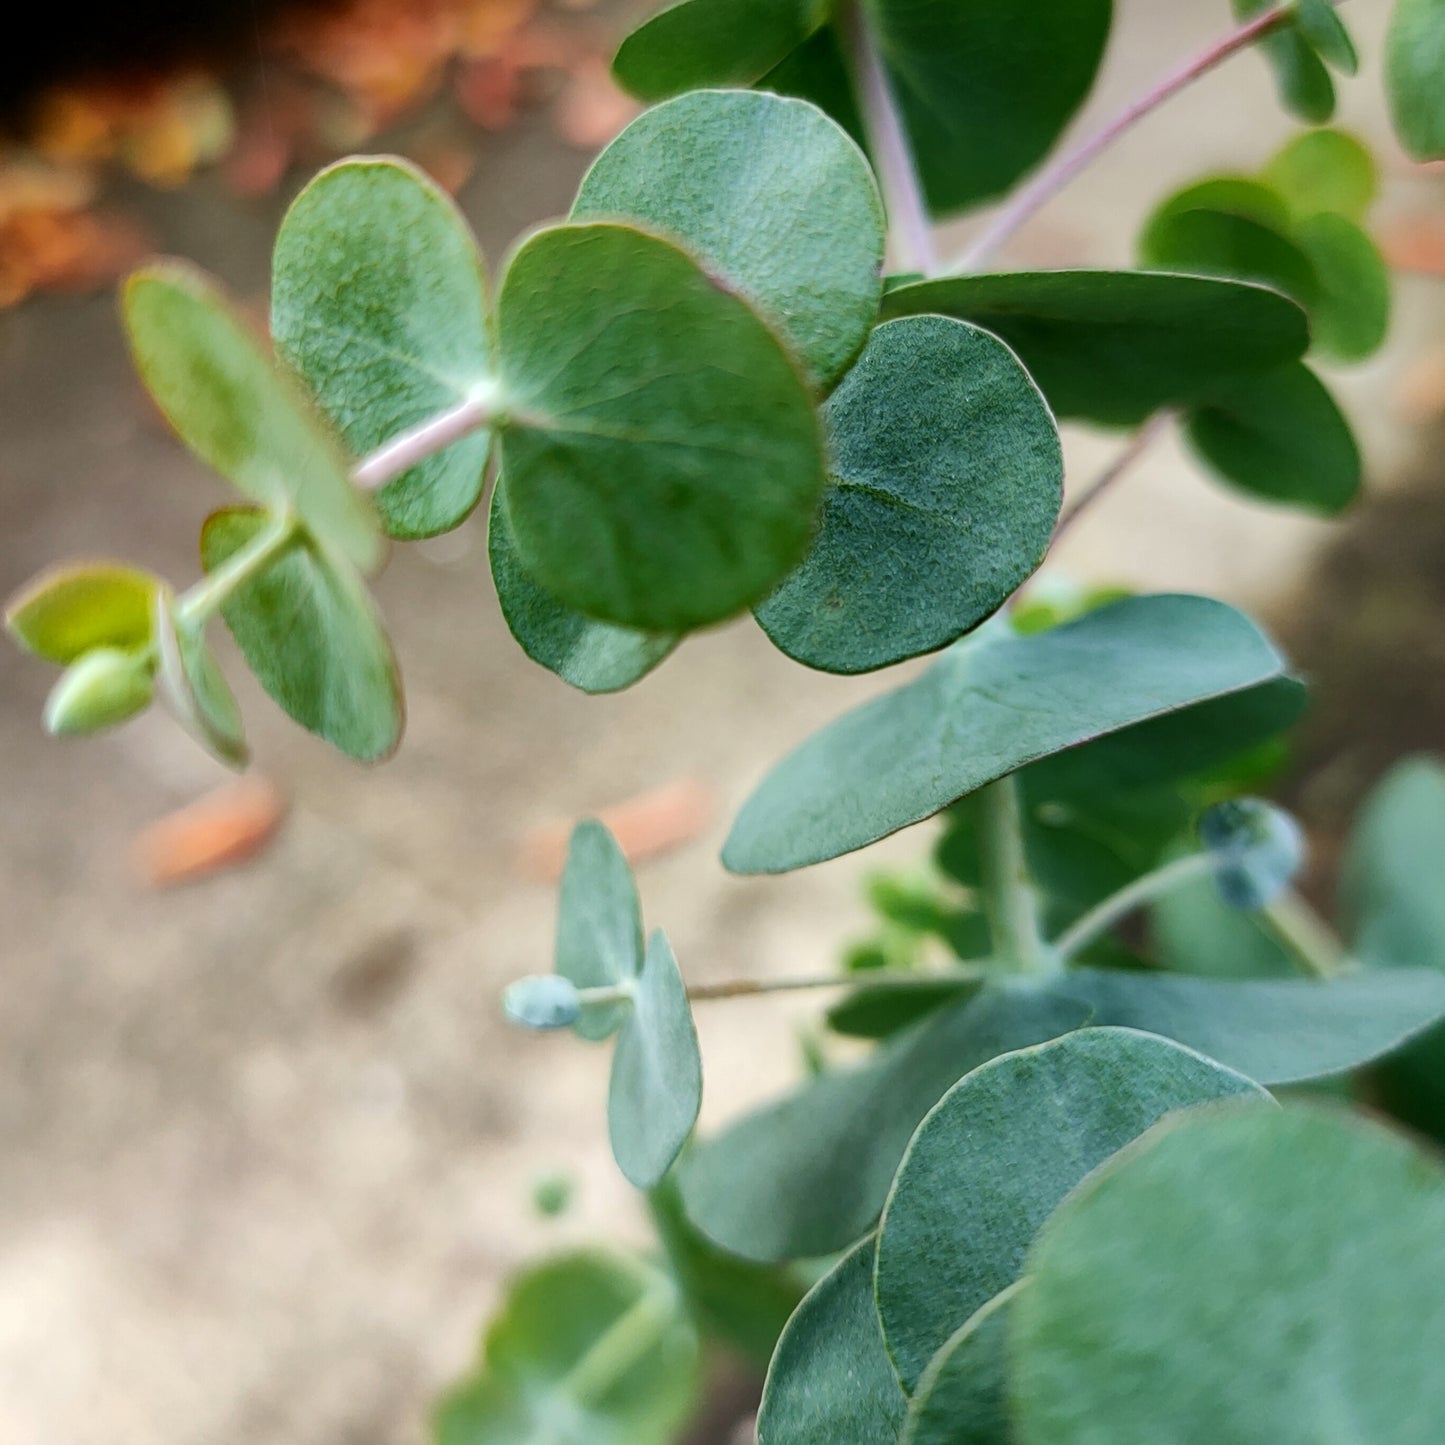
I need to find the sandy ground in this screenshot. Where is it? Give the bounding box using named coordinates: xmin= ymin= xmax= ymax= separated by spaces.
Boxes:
xmin=1 ymin=2 xmax=1441 ymax=1441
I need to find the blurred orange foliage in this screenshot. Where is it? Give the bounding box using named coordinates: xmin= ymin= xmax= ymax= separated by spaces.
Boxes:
xmin=0 ymin=0 xmax=634 ymax=308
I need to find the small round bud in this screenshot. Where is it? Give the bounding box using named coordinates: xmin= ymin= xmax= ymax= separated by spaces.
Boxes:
xmin=44 ymin=647 xmax=154 ymax=736
xmin=503 ymin=974 xmax=583 ymax=1030
xmin=1200 ymin=798 xmax=1305 ymax=911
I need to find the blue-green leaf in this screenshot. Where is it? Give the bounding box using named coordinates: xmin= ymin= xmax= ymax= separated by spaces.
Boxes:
xmin=725 ymin=595 xmax=1285 ymax=874
xmin=755 ymin=316 xmax=1061 ymax=673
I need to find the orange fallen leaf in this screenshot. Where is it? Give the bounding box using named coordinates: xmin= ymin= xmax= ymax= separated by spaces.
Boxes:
xmin=521 ymin=776 xmax=716 ymax=880
xmin=134 ymin=776 xmax=288 ymax=887
xmin=1397 ymin=346 xmax=1445 ymax=423
xmin=1381 ymin=215 xmax=1445 ymax=278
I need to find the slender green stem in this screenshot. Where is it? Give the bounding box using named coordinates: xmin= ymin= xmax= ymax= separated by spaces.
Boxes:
xmin=1052 ymin=408 xmax=1177 ymax=545
xmin=1261 ymin=890 xmax=1353 ymax=979
xmin=578 ymin=965 xmax=984 ymax=1009
xmin=1054 ymin=851 xmax=1222 ymax=962
xmin=561 ymin=1286 xmax=677 ymax=1408
xmin=176 ymin=512 xmax=300 ymax=627
xmin=351 ymin=380 xmax=503 ymax=492
xmin=952 ymin=0 xmax=1318 ymax=271
xmin=841 ymin=0 xmax=938 ymax=275
xmin=977 ymin=776 xmax=1049 ymax=974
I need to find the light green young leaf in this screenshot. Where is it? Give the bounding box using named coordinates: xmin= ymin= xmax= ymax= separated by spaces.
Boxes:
xmin=901 ymin=1284 xmax=1024 ymax=1445
xmin=608 ymin=930 xmax=702 ymax=1190
xmin=879 ymin=270 xmax=1310 ymax=427
xmin=755 ymin=316 xmax=1061 ymax=673
xmin=1184 ymin=362 xmax=1360 ymax=514
xmin=1262 ymin=128 xmax=1377 ymax=221
xmin=272 ymin=156 xmax=494 ymax=540
xmin=724 ymin=594 xmax=1285 ymax=875
xmin=573 ymin=89 xmax=883 ymax=388
xmin=1386 ymin=0 xmax=1445 ymax=161
xmin=44 ymin=647 xmax=154 ymax=736
xmin=154 ymin=591 xmax=247 ymax=767
xmin=875 ymin=1028 xmax=1268 ymax=1389
xmin=1012 ymin=1106 xmax=1445 ymax=1445
xmin=756 ymin=1238 xmax=906 ymax=1445
xmin=200 ymin=507 xmax=402 ymax=761
xmin=488 ymin=486 xmax=677 ymax=696
xmin=612 ymin=0 xmax=824 ymax=102
xmin=6 ymin=562 xmax=158 ymax=663
xmin=681 ymin=986 xmax=1092 ymax=1262
xmin=495 ymin=223 xmax=825 ymax=632
xmin=1294 ymin=212 xmax=1390 ymax=361
xmin=556 ymin=819 xmax=643 ymax=1042
xmin=434 ymin=1251 xmax=701 ymax=1445
xmin=124 ymin=264 xmax=381 ymax=572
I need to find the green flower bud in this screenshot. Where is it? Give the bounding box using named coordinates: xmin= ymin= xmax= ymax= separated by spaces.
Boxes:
xmin=44 ymin=647 xmax=154 ymax=736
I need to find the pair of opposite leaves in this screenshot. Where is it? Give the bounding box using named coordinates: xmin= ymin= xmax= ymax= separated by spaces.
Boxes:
xmin=757 ymin=1026 xmax=1445 ymax=1445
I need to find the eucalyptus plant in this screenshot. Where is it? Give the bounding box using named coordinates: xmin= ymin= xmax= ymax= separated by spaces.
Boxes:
xmin=9 ymin=0 xmax=1445 ymax=1441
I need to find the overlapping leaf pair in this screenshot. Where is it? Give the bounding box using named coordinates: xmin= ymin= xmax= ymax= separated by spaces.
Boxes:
xmin=759 ymin=1029 xmax=1445 ymax=1445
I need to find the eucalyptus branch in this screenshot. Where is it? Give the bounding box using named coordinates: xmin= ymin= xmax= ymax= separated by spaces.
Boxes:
xmin=953 ymin=1 xmax=1305 ymax=272
xmin=977 ymin=776 xmax=1050 ymax=974
xmin=1053 ymin=408 xmax=1177 ymax=545
xmin=578 ymin=965 xmax=986 ymax=1008
xmin=1053 ymin=851 xmax=1223 ymax=962
xmin=841 ymin=0 xmax=938 ymax=275
xmin=351 ymin=381 xmax=503 ymax=492
xmin=1262 ymin=890 xmax=1354 ymax=979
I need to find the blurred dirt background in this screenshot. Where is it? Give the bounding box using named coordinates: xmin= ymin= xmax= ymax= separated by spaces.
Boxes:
xmin=0 ymin=1 xmax=1442 ymax=1442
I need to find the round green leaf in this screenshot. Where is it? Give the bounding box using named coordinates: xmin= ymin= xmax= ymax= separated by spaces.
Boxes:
xmin=489 ymin=485 xmax=677 ymax=696
xmin=200 ymin=507 xmax=402 ymax=761
xmin=682 ymin=986 xmax=1093 ymax=1263
xmin=556 ymin=819 xmax=644 ymax=1043
xmin=1294 ymin=211 xmax=1390 ymax=361
xmin=1387 ymin=0 xmax=1445 ymax=161
xmin=865 ymin=0 xmax=1113 ymax=215
xmin=124 ymin=264 xmax=381 ymax=572
xmin=154 ymin=591 xmax=248 ymax=768
xmin=1261 ymin=128 xmax=1377 ymax=221
xmin=1012 ymin=1106 xmax=1445 ymax=1445
xmin=272 ymin=156 xmax=494 ymax=540
xmin=879 ymin=270 xmax=1310 ymax=428
xmin=608 ymin=929 xmax=702 ymax=1190
xmin=43 ymin=646 xmax=154 ymax=736
xmin=901 ymin=1283 xmax=1023 ymax=1445
xmin=756 ymin=1238 xmax=906 ymax=1445
xmin=1293 ymin=0 xmax=1359 ymax=74
xmin=1235 ymin=0 xmax=1338 ymax=123
xmin=1184 ymin=362 xmax=1360 ymax=514
xmin=1141 ymin=185 xmax=1319 ymax=313
xmin=755 ymin=317 xmax=1061 ymax=673
xmin=612 ymin=0 xmax=824 ymax=102
xmin=573 ymin=89 xmax=884 ymax=388
xmin=435 ymin=1250 xmax=701 ymax=1445
xmin=6 ymin=561 xmax=158 ymax=663
xmin=724 ymin=594 xmax=1285 ymax=875
xmin=495 ymin=222 xmax=826 ymax=632
xmin=876 ymin=1028 xmax=1267 ymax=1389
